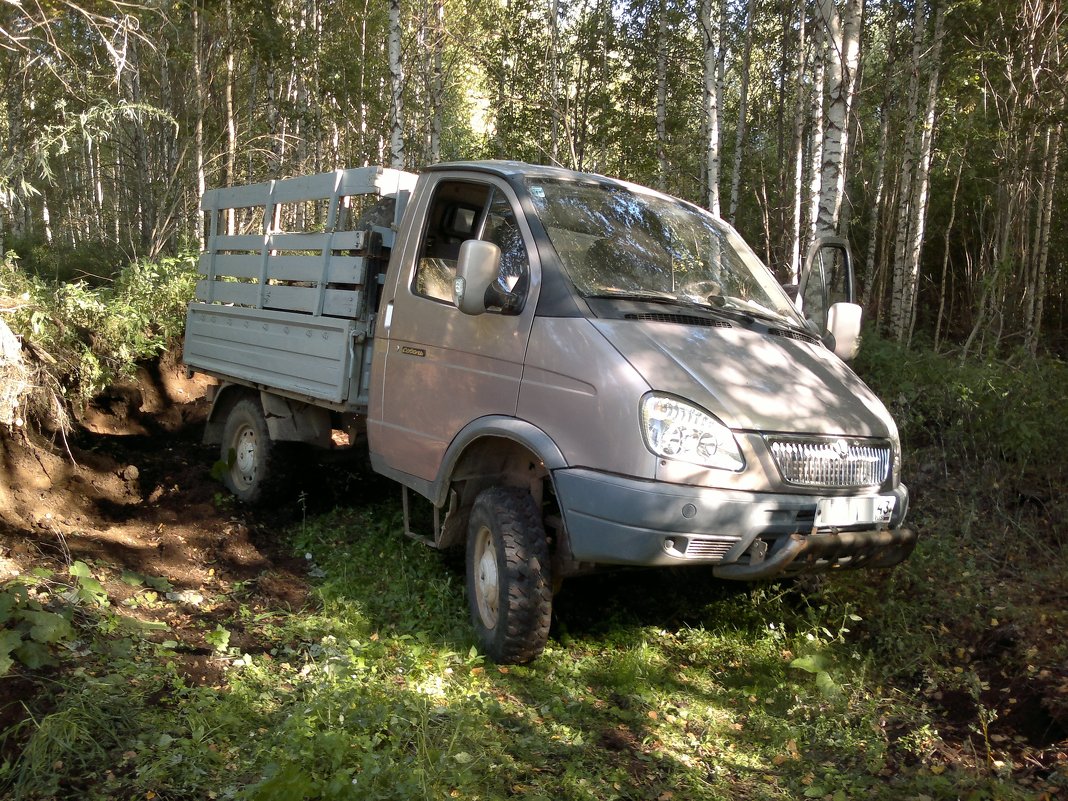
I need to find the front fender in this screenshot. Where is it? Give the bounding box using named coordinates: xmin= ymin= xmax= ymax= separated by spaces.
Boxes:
xmin=431 ymin=415 xmax=569 ymax=507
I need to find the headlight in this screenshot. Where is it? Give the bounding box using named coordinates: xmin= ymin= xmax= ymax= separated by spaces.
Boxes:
xmin=640 ymin=394 xmax=744 ymax=471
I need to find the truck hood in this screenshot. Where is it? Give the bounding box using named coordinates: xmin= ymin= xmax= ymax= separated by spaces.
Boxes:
xmin=591 ymin=318 xmax=895 ymax=438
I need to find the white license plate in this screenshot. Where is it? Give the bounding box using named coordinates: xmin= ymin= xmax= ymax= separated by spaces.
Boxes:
xmin=815 ymin=496 xmax=896 ymax=528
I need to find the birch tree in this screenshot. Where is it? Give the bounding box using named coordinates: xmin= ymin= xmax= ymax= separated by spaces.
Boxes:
xmin=700 ymin=0 xmax=723 ymax=215
xmin=814 ymin=0 xmax=861 ymax=237
xmin=388 ymin=0 xmax=406 ymax=168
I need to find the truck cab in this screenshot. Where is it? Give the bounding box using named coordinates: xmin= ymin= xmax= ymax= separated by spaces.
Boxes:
xmin=186 ymin=161 xmax=915 ymax=665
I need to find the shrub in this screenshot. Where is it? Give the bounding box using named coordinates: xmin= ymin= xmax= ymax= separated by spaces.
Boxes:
xmin=853 ymin=333 xmax=1068 ymax=475
xmin=0 ymin=251 xmax=198 ymax=412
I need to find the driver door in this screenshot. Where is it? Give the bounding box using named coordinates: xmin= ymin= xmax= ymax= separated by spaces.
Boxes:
xmin=367 ymin=172 xmax=540 ymax=484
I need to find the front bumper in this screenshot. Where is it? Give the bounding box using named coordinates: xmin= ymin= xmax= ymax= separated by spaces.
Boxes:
xmin=552 ymin=468 xmax=915 ymax=579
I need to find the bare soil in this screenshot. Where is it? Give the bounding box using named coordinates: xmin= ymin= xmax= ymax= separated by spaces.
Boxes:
xmin=0 ymin=356 xmax=313 ymax=708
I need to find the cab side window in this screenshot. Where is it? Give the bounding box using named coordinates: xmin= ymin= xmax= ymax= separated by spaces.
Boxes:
xmin=413 ymin=182 xmax=488 ymax=303
xmin=411 ymin=181 xmax=530 ymax=313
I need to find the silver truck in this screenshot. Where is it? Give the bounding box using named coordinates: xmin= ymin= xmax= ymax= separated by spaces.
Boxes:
xmin=184 ymin=161 xmax=916 ymax=663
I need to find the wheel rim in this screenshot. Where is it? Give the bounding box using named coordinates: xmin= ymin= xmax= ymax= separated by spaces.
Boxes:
xmin=473 ymin=525 xmax=499 ymax=629
xmin=231 ymin=424 xmax=257 ymax=489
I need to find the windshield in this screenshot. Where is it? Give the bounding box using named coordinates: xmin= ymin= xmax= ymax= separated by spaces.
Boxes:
xmin=526 ymin=177 xmax=801 ymax=325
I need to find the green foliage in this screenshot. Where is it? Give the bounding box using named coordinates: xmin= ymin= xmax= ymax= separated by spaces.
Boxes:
xmin=0 ymin=562 xmax=112 ymax=676
xmin=0 ymin=252 xmax=197 ymax=404
xmin=4 ymin=234 xmax=127 ymax=284
xmin=1 ymin=497 xmax=1058 ymax=800
xmin=854 ymin=333 xmax=1068 ymax=474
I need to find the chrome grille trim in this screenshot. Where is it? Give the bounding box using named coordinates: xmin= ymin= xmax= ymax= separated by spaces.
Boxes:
xmin=766 ymin=436 xmax=891 ymax=488
xmin=682 ymin=538 xmax=735 ymax=560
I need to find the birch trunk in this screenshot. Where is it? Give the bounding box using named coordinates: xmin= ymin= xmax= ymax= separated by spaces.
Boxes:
xmin=728 ymin=0 xmax=756 ymax=224
xmin=815 ymin=0 xmax=861 ymax=237
xmin=388 ymin=0 xmax=406 ymax=169
xmin=786 ymin=0 xmax=807 ymax=283
xmin=656 ymin=0 xmax=669 ymax=192
xmin=1025 ymin=101 xmax=1064 ymax=353
xmin=903 ymin=2 xmax=945 ymax=345
xmin=887 ymin=0 xmax=926 ymax=341
xmin=700 ymin=0 xmax=722 ymax=215
xmin=934 ymin=155 xmax=964 ymax=351
xmin=805 ymin=23 xmax=825 ymax=253
xmin=193 ymin=1 xmax=206 ymax=241
xmin=224 ymin=0 xmax=237 ymax=235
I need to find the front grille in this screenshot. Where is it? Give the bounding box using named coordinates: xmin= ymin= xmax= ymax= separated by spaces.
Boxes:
xmin=766 ymin=436 xmax=891 ymax=488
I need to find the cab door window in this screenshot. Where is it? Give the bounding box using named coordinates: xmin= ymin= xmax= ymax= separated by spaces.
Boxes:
xmin=411 ymin=181 xmax=530 ymax=312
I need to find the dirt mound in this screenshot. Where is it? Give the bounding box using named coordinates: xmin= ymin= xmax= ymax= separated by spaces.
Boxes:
xmin=0 ymin=355 xmax=311 ymax=670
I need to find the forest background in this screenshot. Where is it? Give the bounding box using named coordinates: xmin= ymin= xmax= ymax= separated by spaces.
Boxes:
xmin=0 ymin=0 xmax=1065 ymax=357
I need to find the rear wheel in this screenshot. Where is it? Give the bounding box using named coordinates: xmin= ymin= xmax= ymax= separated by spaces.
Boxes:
xmin=220 ymin=397 xmax=271 ymax=503
xmin=466 ymin=486 xmax=552 ymax=664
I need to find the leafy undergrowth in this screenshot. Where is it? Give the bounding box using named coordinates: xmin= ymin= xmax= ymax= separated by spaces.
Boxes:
xmin=2 ymin=484 xmax=1064 ymax=800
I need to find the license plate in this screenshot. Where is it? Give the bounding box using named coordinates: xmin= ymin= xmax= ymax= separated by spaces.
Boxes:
xmin=815 ymin=496 xmax=896 ymax=528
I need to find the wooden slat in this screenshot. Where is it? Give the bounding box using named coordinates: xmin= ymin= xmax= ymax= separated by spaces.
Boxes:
xmin=198 ymin=254 xmax=261 ymax=279
xmin=270 ymin=171 xmax=343 ymax=203
xmin=195 ymin=281 xmax=363 ymax=317
xmin=208 ymin=234 xmax=263 ymax=251
xmin=202 ymin=183 xmax=273 ymax=210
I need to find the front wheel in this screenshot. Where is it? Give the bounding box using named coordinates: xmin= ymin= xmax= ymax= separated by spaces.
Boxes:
xmin=466 ymin=486 xmax=552 ymax=664
xmin=220 ymin=397 xmax=272 ymax=504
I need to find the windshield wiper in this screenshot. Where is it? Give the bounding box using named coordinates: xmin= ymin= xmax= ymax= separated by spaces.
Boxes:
xmin=584 ymin=290 xmax=679 ymax=302
xmin=585 ymin=291 xmax=755 ymax=323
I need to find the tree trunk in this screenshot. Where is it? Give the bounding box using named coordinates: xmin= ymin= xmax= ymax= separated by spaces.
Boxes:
xmin=656 ymin=0 xmax=669 ymax=192
xmin=904 ymin=1 xmax=945 ymax=345
xmin=887 ymin=0 xmax=926 ymax=341
xmin=1025 ymin=98 xmax=1064 ymax=354
xmin=193 ymin=0 xmax=206 ymax=242
xmin=388 ymin=0 xmax=406 ymax=169
xmin=700 ymin=0 xmax=723 ymax=215
xmin=805 ymin=21 xmax=824 ymax=254
xmin=728 ymin=0 xmax=756 ymax=224
xmin=815 ymin=0 xmax=861 ymax=237
xmin=786 ymin=0 xmax=807 ymax=283
xmin=934 ymin=154 xmax=964 ymax=351
xmin=225 ymin=0 xmax=238 ymax=235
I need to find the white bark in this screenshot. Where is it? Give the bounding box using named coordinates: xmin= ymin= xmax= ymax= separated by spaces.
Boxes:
xmin=728 ymin=0 xmax=756 ymax=224
xmin=787 ymin=0 xmax=807 ymax=283
xmin=888 ymin=0 xmax=925 ymax=341
xmin=815 ymin=0 xmax=861 ymax=237
xmin=193 ymin=1 xmax=206 ymax=242
xmin=656 ymin=0 xmax=669 ymax=192
xmin=1026 ymin=101 xmax=1064 ymax=353
xmin=388 ymin=0 xmax=406 ymax=169
xmin=903 ymin=3 xmax=945 ymax=344
xmin=701 ymin=0 xmax=723 ymax=215
xmin=805 ymin=23 xmax=825 ymax=253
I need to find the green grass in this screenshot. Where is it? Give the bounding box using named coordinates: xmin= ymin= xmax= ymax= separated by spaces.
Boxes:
xmin=3 ymin=498 xmax=1057 ymax=800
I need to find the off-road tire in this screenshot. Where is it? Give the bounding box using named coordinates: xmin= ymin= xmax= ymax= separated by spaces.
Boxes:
xmin=466 ymin=486 xmax=552 ymax=664
xmin=220 ymin=397 xmax=272 ymax=504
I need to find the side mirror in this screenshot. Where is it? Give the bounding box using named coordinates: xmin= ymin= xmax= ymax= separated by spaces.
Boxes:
xmin=453 ymin=240 xmax=501 ymax=315
xmin=826 ymin=302 xmax=862 ymax=361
